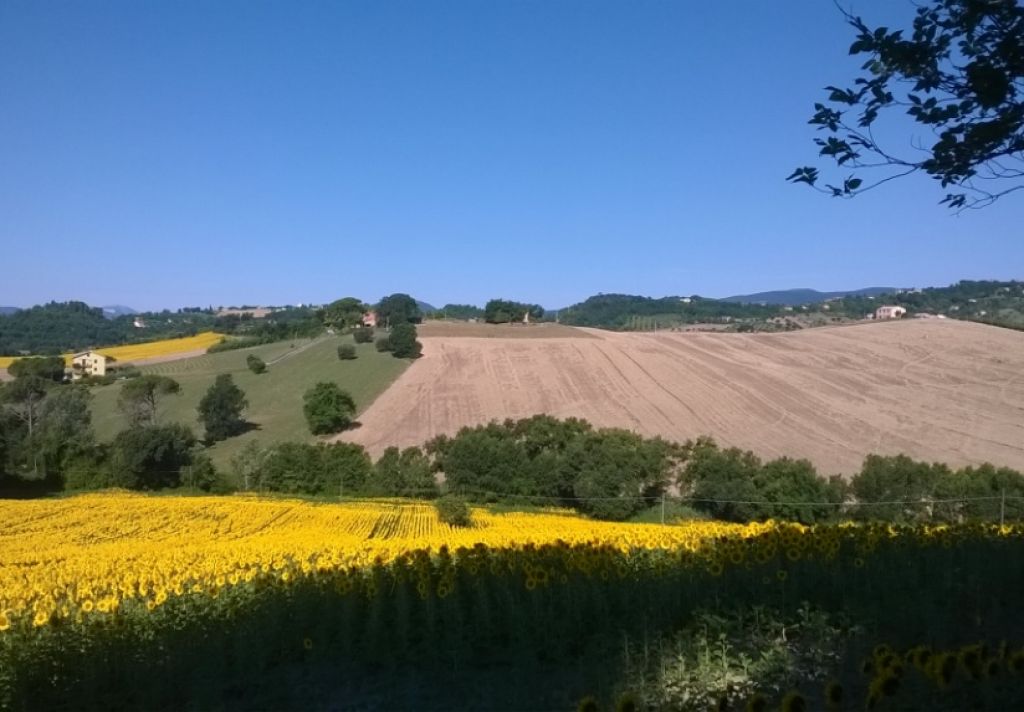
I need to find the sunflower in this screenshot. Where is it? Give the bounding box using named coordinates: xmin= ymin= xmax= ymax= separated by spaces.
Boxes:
xmin=1009 ymin=650 xmax=1024 ymax=676
xmin=303 ymin=637 xmax=313 ymax=651
xmin=824 ymin=680 xmax=843 ymax=708
xmin=744 ymin=693 xmax=767 ymax=712
xmin=780 ymin=690 xmax=806 ymax=712
xmin=775 ymin=570 xmax=788 ymax=582
xmin=0 ymin=612 xmax=10 ymax=632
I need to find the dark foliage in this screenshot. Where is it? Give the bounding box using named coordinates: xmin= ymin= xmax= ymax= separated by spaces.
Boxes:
xmin=789 ymin=0 xmax=1024 ymax=210
xmin=336 ymin=344 xmax=357 ymax=360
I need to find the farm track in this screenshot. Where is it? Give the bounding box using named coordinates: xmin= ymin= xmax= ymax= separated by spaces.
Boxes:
xmin=340 ymin=320 xmax=1024 ymax=475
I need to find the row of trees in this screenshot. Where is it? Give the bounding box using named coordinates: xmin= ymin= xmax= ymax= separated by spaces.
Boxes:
xmin=483 ymin=300 xmax=545 ymax=324
xmin=5 ymin=375 xmax=1021 ymax=523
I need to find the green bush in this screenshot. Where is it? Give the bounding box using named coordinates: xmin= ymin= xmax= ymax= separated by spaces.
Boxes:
xmin=352 ymin=326 xmax=374 ymax=344
xmin=302 ymin=382 xmax=356 ymax=435
xmin=337 ymin=344 xmax=357 ymax=360
xmin=389 ymin=322 xmax=422 ymax=358
xmin=435 ymin=494 xmax=472 ymax=527
xmin=246 ymin=354 xmax=267 ymax=374
xmin=374 ymin=336 xmax=392 ymax=352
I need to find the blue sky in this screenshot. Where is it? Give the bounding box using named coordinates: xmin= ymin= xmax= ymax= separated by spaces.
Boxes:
xmin=1 ymin=1 xmax=1020 ymax=311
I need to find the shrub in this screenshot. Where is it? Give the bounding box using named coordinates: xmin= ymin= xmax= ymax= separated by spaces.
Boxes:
xmin=302 ymin=382 xmax=357 ymax=435
xmin=375 ymin=336 xmax=392 ymax=352
xmin=337 ymin=344 xmax=357 ymax=360
xmin=435 ymin=494 xmax=472 ymax=527
xmin=352 ymin=327 xmax=374 ymax=344
xmin=389 ymin=322 xmax=422 ymax=358
xmin=246 ymin=354 xmax=267 ymax=374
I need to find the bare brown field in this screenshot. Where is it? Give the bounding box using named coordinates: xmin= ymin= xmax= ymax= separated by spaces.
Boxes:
xmin=417 ymin=321 xmax=596 ymax=338
xmin=341 ymin=319 xmax=1024 ymax=475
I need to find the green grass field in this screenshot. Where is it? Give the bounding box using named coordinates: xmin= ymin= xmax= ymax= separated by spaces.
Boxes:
xmin=90 ymin=333 xmax=409 ymax=467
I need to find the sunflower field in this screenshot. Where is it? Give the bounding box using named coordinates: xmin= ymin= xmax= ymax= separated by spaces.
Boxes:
xmin=1 ymin=492 xmax=1023 ymax=709
xmin=0 ymin=332 xmax=224 ymax=370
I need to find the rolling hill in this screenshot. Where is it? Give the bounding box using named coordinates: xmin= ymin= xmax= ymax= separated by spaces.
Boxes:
xmin=341 ymin=319 xmax=1024 ymax=475
xmin=721 ymin=287 xmax=898 ymax=305
xmin=89 ymin=333 xmax=410 ymax=468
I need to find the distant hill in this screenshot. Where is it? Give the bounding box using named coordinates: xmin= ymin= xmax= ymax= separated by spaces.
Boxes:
xmin=722 ymin=287 xmax=898 ymax=306
xmin=101 ymin=305 xmax=138 ymax=319
xmin=416 ymin=300 xmax=437 ymax=315
xmin=0 ymin=307 xmax=20 ymax=316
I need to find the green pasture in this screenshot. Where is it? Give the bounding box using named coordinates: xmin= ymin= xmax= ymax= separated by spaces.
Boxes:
xmin=89 ymin=334 xmax=408 ymax=468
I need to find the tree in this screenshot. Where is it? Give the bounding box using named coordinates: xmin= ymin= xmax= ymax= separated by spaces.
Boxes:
xmin=320 ymin=297 xmax=368 ymax=330
xmin=788 ymin=0 xmax=1024 ymax=210
xmin=372 ymin=446 xmax=438 ymax=497
xmin=255 ymin=441 xmax=371 ymax=495
xmin=34 ymin=386 xmax=96 ymax=481
xmin=1 ymin=377 xmax=50 ymax=475
xmin=246 ymin=354 xmax=267 ymax=374
xmin=303 ymin=382 xmax=356 ymax=435
xmin=683 ymin=441 xmax=763 ymax=523
xmin=376 ymin=293 xmax=422 ymax=326
xmin=753 ymin=457 xmax=839 ymax=524
xmin=8 ymin=356 xmax=66 ymax=383
xmin=118 ymin=375 xmax=181 ymax=427
xmin=337 ymin=344 xmax=357 ymax=360
xmin=851 ymin=454 xmax=948 ymax=522
xmin=375 ymin=336 xmax=393 ymax=352
xmin=197 ymin=374 xmax=248 ymax=442
xmin=388 ymin=322 xmax=423 ymax=358
xmin=230 ymin=440 xmax=267 ymax=491
xmin=108 ymin=423 xmax=196 ymax=489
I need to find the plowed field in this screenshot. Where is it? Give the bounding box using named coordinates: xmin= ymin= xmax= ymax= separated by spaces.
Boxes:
xmin=341 ymin=320 xmax=1024 ymax=475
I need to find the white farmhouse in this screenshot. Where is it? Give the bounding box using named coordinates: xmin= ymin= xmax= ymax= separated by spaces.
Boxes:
xmin=70 ymin=351 xmax=109 ymax=379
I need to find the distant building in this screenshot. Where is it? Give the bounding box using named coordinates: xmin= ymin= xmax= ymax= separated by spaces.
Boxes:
xmin=70 ymin=351 xmax=108 ymax=379
xmin=679 ymin=297 xmax=692 ymax=304
xmin=133 ymin=317 xmax=146 ymax=328
xmin=875 ymin=305 xmax=907 ymax=320
xmin=362 ymin=311 xmax=378 ymax=328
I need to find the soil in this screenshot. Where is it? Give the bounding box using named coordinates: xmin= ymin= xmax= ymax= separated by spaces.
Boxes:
xmin=339 ymin=319 xmax=1024 ymax=476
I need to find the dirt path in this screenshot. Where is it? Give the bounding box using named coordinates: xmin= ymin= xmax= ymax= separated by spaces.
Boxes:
xmin=338 ymin=319 xmax=1024 ymax=476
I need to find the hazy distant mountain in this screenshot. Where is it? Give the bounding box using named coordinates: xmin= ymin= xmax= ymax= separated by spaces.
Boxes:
xmin=416 ymin=300 xmax=437 ymax=314
xmin=0 ymin=306 xmax=20 ymax=316
xmin=101 ymin=305 xmax=138 ymax=319
xmin=721 ymin=287 xmax=897 ymax=306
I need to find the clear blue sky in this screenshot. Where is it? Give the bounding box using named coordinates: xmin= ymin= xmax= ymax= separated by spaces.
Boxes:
xmin=1 ymin=1 xmax=1020 ymax=311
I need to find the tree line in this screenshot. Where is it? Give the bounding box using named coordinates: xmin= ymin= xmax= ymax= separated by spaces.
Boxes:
xmin=5 ymin=385 xmax=1022 ymax=525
